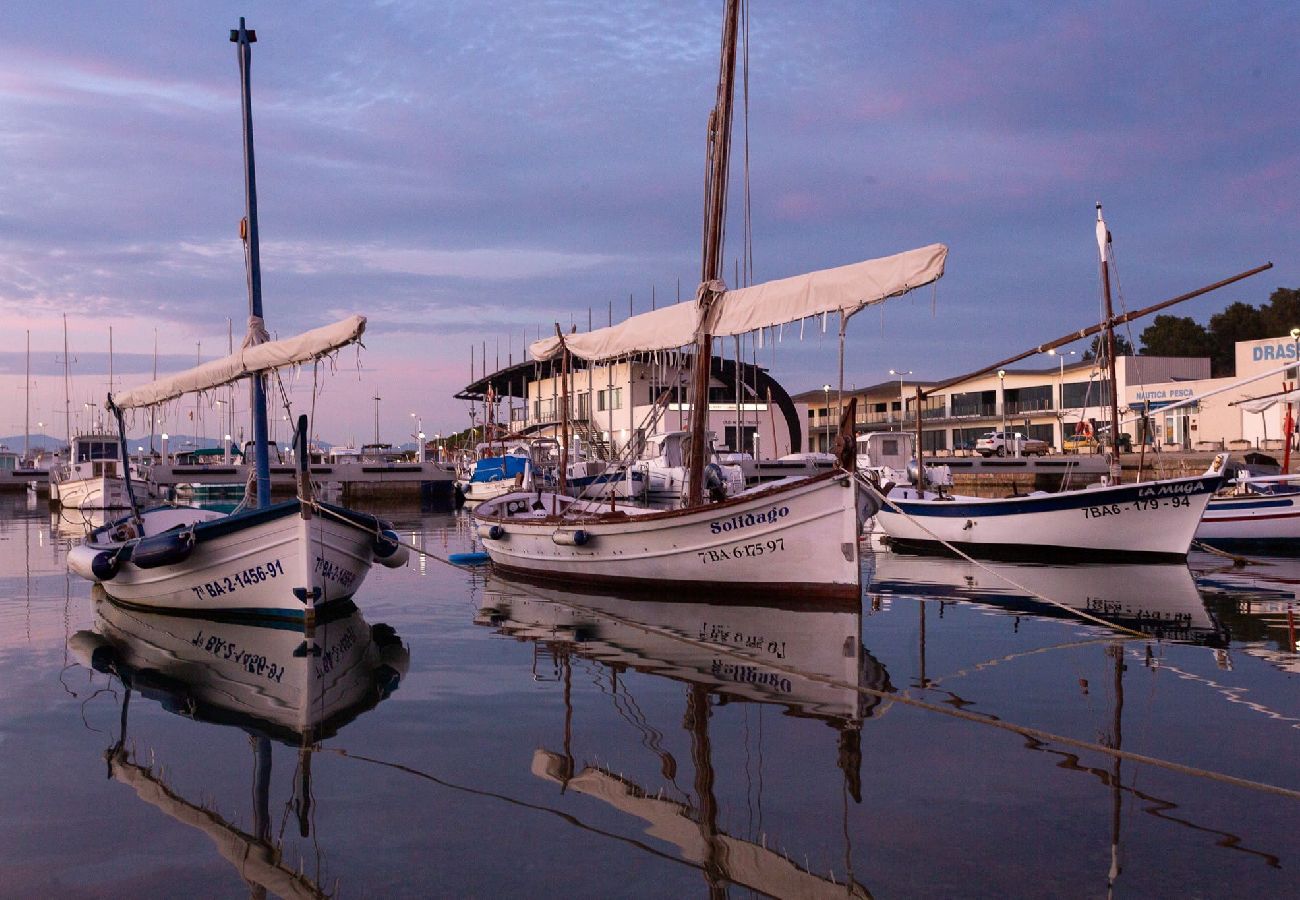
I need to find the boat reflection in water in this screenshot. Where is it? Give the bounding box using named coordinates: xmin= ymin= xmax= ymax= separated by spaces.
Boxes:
xmin=477 ymin=574 xmax=888 ymax=898
xmin=865 ymin=545 xmax=1227 ymax=644
xmin=1193 ymin=554 xmax=1300 ymax=672
xmin=69 ymin=586 xmax=408 ymax=897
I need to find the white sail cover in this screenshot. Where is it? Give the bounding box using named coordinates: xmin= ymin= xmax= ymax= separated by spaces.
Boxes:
xmin=530 ymin=243 xmax=947 ymax=362
xmin=1237 ymin=389 xmax=1300 ymax=414
xmin=111 ymin=315 xmax=367 ymax=410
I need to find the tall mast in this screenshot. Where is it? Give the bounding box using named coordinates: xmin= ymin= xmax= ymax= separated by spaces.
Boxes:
xmin=150 ymin=329 xmax=157 ymax=453
xmin=62 ymin=314 xmax=71 ymax=446
xmin=1096 ymin=204 xmax=1122 ymax=482
xmin=685 ymin=0 xmax=741 ymax=507
xmin=232 ymin=17 xmax=272 ymax=507
xmin=24 ymin=330 xmax=30 ymax=461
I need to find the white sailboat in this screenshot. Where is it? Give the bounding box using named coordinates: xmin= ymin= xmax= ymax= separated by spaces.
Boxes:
xmin=66 ymin=19 xmax=408 ymax=622
xmin=875 ymin=206 xmax=1236 ymax=561
xmin=49 ymin=321 xmax=145 ymax=509
xmin=473 ymin=1 xmax=947 ymax=600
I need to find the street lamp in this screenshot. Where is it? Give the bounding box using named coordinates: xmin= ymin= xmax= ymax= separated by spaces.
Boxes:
xmin=997 ymin=369 xmax=1009 ymax=453
xmin=888 ymin=369 xmax=912 ymax=429
xmin=822 ymin=383 xmax=832 ymax=451
xmin=1047 ymin=349 xmax=1077 ymax=448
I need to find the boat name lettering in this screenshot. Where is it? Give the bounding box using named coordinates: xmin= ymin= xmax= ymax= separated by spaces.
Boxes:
xmin=191 ymin=629 xmax=285 ymax=683
xmin=314 ymin=556 xmax=357 ymax=589
xmin=313 ymin=626 xmax=358 ymax=678
xmin=699 ymin=623 xmax=787 ymax=659
xmin=1136 ymin=480 xmax=1205 ymax=497
xmin=189 ymin=559 xmax=286 ymax=600
xmin=710 ymin=659 xmax=792 ymax=694
xmin=696 ymin=538 xmax=786 ymax=565
xmin=709 ymin=506 xmax=790 ymax=534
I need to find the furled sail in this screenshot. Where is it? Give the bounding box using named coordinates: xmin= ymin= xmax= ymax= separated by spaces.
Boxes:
xmin=110 ymin=315 xmax=366 ymax=409
xmin=530 ymin=243 xmax=947 ymax=362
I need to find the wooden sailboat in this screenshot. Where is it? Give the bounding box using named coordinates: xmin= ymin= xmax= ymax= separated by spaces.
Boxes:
xmin=874 ymin=206 xmax=1262 ymax=561
xmin=66 ymin=19 xmax=408 ymax=621
xmin=472 ymin=1 xmax=947 ymax=599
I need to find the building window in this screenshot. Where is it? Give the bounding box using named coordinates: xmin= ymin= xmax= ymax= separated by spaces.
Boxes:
xmin=597 ymin=388 xmax=622 ymax=412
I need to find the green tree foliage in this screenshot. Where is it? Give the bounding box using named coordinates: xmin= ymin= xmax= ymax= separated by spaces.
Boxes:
xmin=1129 ymin=288 xmax=1300 ymax=377
xmin=1259 ymin=287 xmax=1300 ymax=338
xmin=1208 ymin=302 xmax=1269 ymax=376
xmin=1082 ymin=333 xmax=1135 ymax=362
xmin=1139 ymin=315 xmax=1213 ymax=358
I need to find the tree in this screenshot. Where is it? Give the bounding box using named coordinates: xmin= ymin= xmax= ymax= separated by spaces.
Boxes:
xmin=1208 ymin=301 xmax=1269 ymax=376
xmin=1139 ymin=315 xmax=1213 ymax=358
xmin=1259 ymin=287 xmax=1300 ymax=338
xmin=1082 ymin=333 xmax=1135 ymax=362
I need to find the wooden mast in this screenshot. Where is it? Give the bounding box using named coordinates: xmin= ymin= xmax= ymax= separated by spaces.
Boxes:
xmin=1097 ymin=204 xmax=1122 ymax=482
xmin=685 ymin=0 xmax=740 ymax=507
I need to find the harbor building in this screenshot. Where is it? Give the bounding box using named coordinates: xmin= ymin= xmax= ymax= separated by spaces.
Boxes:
xmin=795 ymin=332 xmax=1300 ymax=455
xmin=456 ymin=355 xmax=805 ymax=459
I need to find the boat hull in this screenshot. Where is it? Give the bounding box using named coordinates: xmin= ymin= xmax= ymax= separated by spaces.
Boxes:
xmin=53 ymin=475 xmax=131 ymax=510
xmin=876 ymin=473 xmax=1223 ymax=561
xmin=68 ymin=501 xmax=399 ymax=621
xmin=1196 ymin=491 xmax=1300 ymax=549
xmin=474 ymin=471 xmax=863 ymax=599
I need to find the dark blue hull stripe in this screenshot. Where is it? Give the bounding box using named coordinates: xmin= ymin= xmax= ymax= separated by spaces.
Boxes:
xmin=885 ymin=476 xmax=1221 ymax=518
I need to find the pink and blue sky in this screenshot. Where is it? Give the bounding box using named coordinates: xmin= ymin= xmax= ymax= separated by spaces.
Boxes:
xmin=1 ymin=1 xmax=1296 ymax=445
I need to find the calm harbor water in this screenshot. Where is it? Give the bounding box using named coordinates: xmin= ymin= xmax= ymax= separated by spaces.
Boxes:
xmin=0 ymin=493 xmax=1296 ymax=897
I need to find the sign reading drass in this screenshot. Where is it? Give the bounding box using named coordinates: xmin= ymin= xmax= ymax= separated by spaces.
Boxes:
xmin=191 ymin=559 xmax=285 ymax=600
xmin=709 ymin=506 xmax=790 ymax=534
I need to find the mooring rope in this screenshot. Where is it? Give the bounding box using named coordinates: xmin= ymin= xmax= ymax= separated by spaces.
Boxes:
xmin=307 ymin=500 xmax=1300 ymax=802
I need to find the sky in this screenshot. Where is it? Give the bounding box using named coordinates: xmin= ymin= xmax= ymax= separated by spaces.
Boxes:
xmin=0 ymin=0 xmax=1296 ymax=446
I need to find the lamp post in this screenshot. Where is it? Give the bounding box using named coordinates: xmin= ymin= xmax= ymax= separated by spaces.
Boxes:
xmin=997 ymin=369 xmax=1009 ymax=454
xmin=1047 ymin=349 xmax=1077 ymax=449
xmin=410 ymin=412 xmax=423 ymax=461
xmin=888 ymin=369 xmax=912 ymax=430
xmin=822 ymin=383 xmax=831 ymax=452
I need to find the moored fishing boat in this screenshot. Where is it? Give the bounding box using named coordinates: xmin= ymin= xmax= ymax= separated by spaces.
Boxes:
xmin=65 ymin=20 xmax=408 ymax=621
xmin=474 ymin=1 xmax=944 ymax=599
xmin=875 ymin=204 xmax=1257 ymax=561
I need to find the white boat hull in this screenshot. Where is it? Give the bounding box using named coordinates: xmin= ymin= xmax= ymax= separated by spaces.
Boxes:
xmin=473 ymin=471 xmax=864 ymax=599
xmin=1196 ymin=491 xmax=1300 ymax=548
xmin=68 ymin=501 xmax=406 ymax=621
xmin=876 ymin=471 xmax=1223 ymax=561
xmin=53 ymin=475 xmax=131 ymax=510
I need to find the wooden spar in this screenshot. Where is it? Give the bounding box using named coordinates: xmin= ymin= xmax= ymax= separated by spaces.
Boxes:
xmin=685 ymin=0 xmax=740 ymax=507
xmin=918 ymin=261 xmax=1273 ymax=400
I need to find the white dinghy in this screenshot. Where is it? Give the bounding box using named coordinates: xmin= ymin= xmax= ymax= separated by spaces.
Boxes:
xmin=66 ymin=20 xmax=407 ymax=622
xmin=474 ymin=1 xmax=947 ymax=601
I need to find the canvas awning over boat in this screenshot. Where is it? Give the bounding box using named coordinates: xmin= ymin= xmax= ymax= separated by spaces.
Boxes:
xmin=110 ymin=315 xmax=366 ymax=410
xmin=1237 ymin=389 xmax=1300 ymax=414
xmin=529 ymin=243 xmax=947 ymax=362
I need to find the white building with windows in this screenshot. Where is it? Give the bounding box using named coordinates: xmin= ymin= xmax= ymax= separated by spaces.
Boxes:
xmin=456 ymin=355 xmax=805 ymax=460
xmin=794 ymin=332 xmax=1300 ymax=455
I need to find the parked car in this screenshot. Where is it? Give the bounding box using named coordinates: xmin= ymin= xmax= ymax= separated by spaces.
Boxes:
xmin=975 ymin=431 xmax=1050 ymax=457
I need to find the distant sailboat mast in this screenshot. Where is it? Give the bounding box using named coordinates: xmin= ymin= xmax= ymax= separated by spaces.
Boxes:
xmin=1096 ymin=204 xmax=1122 ymax=482
xmin=62 ymin=314 xmax=71 ymax=447
xmin=24 ymin=330 xmax=30 ymax=461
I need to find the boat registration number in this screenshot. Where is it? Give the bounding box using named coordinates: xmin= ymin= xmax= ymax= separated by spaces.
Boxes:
xmin=191 ymin=628 xmax=285 ymax=683
xmin=1083 ymin=496 xmax=1191 ymax=519
xmin=191 ymin=559 xmax=286 ymax=600
xmin=314 ymin=556 xmax=358 ymax=589
xmin=697 ymin=537 xmax=785 ymax=564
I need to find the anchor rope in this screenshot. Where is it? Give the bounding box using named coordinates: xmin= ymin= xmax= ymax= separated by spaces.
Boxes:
xmin=304 ymin=500 xmax=1300 ymax=801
